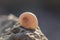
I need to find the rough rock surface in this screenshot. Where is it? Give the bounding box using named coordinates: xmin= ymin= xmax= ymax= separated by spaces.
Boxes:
xmin=0 ymin=14 xmax=48 ymax=40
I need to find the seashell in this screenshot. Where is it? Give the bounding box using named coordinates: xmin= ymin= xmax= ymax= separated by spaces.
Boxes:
xmin=18 ymin=12 xmax=38 ymax=29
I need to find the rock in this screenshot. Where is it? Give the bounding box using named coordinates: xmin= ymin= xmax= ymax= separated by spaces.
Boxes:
xmin=0 ymin=14 xmax=48 ymax=40
xmin=7 ymin=23 xmax=48 ymax=40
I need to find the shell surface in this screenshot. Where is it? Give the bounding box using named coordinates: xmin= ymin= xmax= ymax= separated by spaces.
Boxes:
xmin=18 ymin=12 xmax=38 ymax=29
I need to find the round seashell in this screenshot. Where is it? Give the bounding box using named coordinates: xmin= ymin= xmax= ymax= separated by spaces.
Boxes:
xmin=18 ymin=12 xmax=38 ymax=29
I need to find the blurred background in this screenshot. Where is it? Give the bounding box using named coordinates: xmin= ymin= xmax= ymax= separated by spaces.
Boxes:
xmin=0 ymin=0 xmax=60 ymax=40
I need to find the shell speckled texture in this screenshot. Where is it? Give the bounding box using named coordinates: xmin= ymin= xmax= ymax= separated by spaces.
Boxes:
xmin=18 ymin=12 xmax=38 ymax=30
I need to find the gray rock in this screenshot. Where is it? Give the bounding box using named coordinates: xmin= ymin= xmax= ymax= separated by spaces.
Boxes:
xmin=0 ymin=14 xmax=48 ymax=40
xmin=7 ymin=23 xmax=48 ymax=40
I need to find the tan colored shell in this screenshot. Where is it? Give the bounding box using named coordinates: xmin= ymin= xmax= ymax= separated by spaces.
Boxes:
xmin=18 ymin=12 xmax=38 ymax=29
